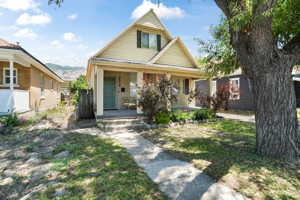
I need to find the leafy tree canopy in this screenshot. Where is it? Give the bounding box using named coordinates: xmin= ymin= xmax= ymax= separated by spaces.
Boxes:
xmin=197 ymin=0 xmax=300 ymax=77
xmin=196 ymin=17 xmax=238 ymax=77
xmin=71 ymin=75 xmax=88 ymax=95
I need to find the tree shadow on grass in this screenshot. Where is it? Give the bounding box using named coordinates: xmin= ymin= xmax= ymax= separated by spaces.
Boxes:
xmin=142 ymin=123 xmax=300 ymax=199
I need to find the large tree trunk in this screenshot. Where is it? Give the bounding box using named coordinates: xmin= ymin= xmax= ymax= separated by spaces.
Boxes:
xmin=213 ymin=0 xmax=300 ymax=161
xmin=250 ymin=63 xmax=300 ymax=160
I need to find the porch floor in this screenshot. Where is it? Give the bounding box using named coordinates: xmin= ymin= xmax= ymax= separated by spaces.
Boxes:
xmin=103 ymin=109 xmax=138 ymax=118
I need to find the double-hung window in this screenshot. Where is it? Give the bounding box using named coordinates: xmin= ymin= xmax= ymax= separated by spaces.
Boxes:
xmin=3 ymin=68 xmax=17 ymax=85
xmin=137 ymin=30 xmax=161 ymax=51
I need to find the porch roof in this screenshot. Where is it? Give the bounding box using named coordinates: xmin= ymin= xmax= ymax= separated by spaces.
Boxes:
xmin=90 ymin=57 xmax=208 ymax=79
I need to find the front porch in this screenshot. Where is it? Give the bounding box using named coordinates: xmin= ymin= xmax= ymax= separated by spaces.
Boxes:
xmin=0 ymin=53 xmax=31 ymax=114
xmin=90 ymin=59 xmax=207 ymax=118
xmin=94 ymin=67 xmax=200 ymax=118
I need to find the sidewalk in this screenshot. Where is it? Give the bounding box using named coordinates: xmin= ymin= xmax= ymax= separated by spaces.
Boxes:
xmin=100 ymin=129 xmax=248 ymax=200
xmin=217 ymin=113 xmax=255 ymax=123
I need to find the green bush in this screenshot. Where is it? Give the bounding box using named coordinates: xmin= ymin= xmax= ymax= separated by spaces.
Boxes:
xmin=155 ymin=111 xmax=171 ymax=125
xmin=0 ymin=113 xmax=20 ymax=128
xmin=171 ymin=110 xmax=195 ymax=122
xmin=192 ymin=109 xmax=216 ymax=121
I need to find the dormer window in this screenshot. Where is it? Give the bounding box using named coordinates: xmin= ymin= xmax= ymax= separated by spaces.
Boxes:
xmin=137 ymin=30 xmax=161 ymax=51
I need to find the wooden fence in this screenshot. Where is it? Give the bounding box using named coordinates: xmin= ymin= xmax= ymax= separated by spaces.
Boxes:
xmin=77 ymin=89 xmax=94 ymax=119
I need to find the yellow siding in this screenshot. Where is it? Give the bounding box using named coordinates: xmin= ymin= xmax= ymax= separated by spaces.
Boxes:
xmin=136 ymin=11 xmax=164 ymax=29
xmin=155 ymin=41 xmax=194 ymax=68
xmin=100 ymin=27 xmax=168 ymax=62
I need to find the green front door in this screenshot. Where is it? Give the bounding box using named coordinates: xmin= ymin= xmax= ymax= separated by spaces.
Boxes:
xmin=104 ymin=77 xmax=116 ymax=109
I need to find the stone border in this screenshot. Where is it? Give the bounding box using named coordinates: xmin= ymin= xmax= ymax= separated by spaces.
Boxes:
xmin=144 ymin=117 xmax=224 ymax=129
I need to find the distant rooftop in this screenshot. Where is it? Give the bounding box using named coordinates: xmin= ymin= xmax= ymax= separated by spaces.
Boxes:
xmin=0 ymin=39 xmax=20 ymax=49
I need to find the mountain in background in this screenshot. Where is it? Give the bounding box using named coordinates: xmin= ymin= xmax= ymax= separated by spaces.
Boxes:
xmin=46 ymin=63 xmax=86 ymax=81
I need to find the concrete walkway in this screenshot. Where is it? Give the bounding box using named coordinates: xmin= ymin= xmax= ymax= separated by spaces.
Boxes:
xmin=217 ymin=113 xmax=255 ymax=123
xmin=99 ymin=129 xmax=248 ymax=200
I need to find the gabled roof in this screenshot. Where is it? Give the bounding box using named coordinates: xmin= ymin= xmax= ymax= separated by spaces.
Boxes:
xmin=0 ymin=38 xmax=63 ymax=82
xmin=93 ymin=9 xmax=172 ymax=58
xmin=149 ymin=37 xmax=198 ymax=67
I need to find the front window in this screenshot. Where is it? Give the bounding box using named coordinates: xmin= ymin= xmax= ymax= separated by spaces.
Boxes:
xmin=141 ymin=31 xmax=158 ymax=50
xmin=229 ymin=78 xmax=240 ymax=100
xmin=149 ymin=34 xmax=157 ymax=49
xmin=3 ymin=68 xmax=17 ymax=85
xmin=141 ymin=32 xmax=149 ymax=48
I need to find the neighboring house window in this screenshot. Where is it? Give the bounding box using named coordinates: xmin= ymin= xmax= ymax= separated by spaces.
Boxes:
xmin=3 ymin=68 xmax=17 ymax=85
xmin=40 ymin=75 xmax=45 ymax=96
xmin=211 ymin=80 xmax=217 ymax=96
xmin=229 ymin=78 xmax=240 ymax=100
xmin=137 ymin=30 xmax=161 ymax=51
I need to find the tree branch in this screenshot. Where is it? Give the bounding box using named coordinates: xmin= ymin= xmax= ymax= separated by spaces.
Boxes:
xmin=214 ymin=0 xmax=232 ymax=17
xmin=283 ymin=35 xmax=300 ymax=64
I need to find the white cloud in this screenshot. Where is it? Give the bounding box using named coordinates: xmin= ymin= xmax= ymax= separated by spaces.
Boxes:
xmin=16 ymin=13 xmax=51 ymax=26
xmin=0 ymin=0 xmax=38 ymax=11
xmin=68 ymin=14 xmax=78 ymax=20
xmin=63 ymin=32 xmax=76 ymax=42
xmin=14 ymin=28 xmax=37 ymax=39
xmin=51 ymin=40 xmax=64 ymax=48
xmin=132 ymin=0 xmax=185 ymax=19
xmin=0 ymin=12 xmax=3 ymax=16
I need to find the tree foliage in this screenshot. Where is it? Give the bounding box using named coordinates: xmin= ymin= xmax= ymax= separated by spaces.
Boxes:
xmin=70 ymin=75 xmax=89 ymax=104
xmin=196 ymin=18 xmax=238 ymax=76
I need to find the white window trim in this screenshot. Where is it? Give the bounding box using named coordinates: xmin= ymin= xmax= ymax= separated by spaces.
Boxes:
xmin=229 ymin=77 xmax=240 ymax=100
xmin=2 ymin=67 xmax=19 ymax=87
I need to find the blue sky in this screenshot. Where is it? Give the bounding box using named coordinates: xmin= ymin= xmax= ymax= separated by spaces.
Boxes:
xmin=0 ymin=0 xmax=222 ymax=67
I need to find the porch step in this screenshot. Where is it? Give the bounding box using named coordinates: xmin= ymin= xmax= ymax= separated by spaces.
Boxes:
xmin=97 ymin=117 xmax=148 ymax=132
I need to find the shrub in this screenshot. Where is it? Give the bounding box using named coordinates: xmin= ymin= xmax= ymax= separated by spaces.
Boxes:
xmin=196 ymin=82 xmax=230 ymax=113
xmin=192 ymin=109 xmax=216 ymax=121
xmin=138 ymin=85 xmax=160 ymax=123
xmin=171 ymin=110 xmax=194 ymax=122
xmin=138 ymin=75 xmax=177 ymax=123
xmin=155 ymin=111 xmax=171 ymax=125
xmin=0 ymin=113 xmax=20 ymax=128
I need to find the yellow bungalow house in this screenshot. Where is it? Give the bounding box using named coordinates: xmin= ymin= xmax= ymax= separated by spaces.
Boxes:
xmin=86 ymin=9 xmax=207 ymax=118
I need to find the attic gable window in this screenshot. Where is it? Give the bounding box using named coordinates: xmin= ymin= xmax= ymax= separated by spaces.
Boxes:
xmin=137 ymin=30 xmax=161 ymax=51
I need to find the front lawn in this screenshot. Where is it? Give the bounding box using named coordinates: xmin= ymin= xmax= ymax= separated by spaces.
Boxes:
xmin=141 ymin=120 xmax=300 ymax=200
xmin=0 ymin=108 xmax=166 ymax=200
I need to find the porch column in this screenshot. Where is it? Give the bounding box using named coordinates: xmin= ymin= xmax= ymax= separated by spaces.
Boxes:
xmin=9 ymin=60 xmax=15 ymax=113
xmin=9 ymin=60 xmax=14 ymax=90
xmin=166 ymin=73 xmax=172 ymax=111
xmin=96 ymin=67 xmax=104 ymax=116
xmin=189 ymin=79 xmax=196 ymax=107
xmin=136 ymin=71 xmax=143 ymax=114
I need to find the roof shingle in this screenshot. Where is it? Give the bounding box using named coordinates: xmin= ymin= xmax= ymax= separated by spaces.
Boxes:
xmin=0 ymin=39 xmax=20 ymax=49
